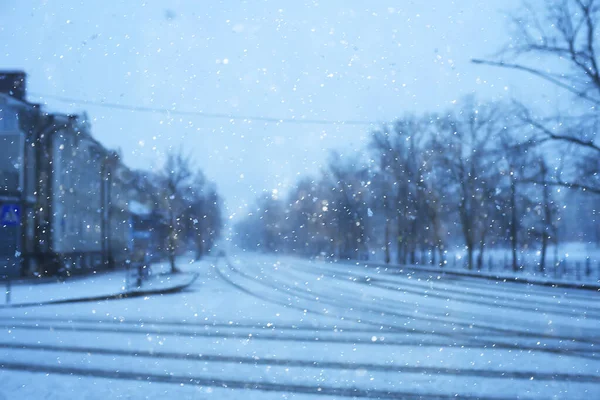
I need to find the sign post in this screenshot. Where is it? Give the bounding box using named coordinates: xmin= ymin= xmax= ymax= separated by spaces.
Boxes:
xmin=0 ymin=204 xmax=20 ymax=226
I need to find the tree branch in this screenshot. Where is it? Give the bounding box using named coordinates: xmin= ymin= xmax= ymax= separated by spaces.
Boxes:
xmin=521 ymin=113 xmax=600 ymax=153
xmin=520 ymin=178 xmax=600 ymax=195
xmin=471 ymin=58 xmax=600 ymax=105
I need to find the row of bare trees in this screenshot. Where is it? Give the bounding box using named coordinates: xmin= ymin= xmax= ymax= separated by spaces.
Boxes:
xmin=235 ymin=0 xmax=599 ymax=273
xmin=235 ymin=152 xmax=370 ymax=260
xmin=235 ymin=98 xmax=579 ymax=271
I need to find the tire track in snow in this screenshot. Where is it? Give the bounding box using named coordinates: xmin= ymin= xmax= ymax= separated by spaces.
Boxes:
xmin=283 ymin=266 xmax=600 ymax=344
xmin=271 ymin=260 xmax=600 ymax=346
xmin=231 ymin=257 xmax=600 ymax=349
xmin=0 ymin=359 xmax=526 ymax=400
xmin=221 ymin=258 xmax=598 ymax=359
xmin=213 ymin=257 xmax=479 ymax=343
xmin=0 ymin=322 xmax=470 ymax=349
xmin=0 ymin=342 xmax=597 ymax=383
xmin=301 ymin=262 xmax=600 ymax=319
xmin=340 ymin=260 xmax=600 ymax=302
xmin=3 ymin=319 xmax=596 ymax=360
xmin=217 ymin=257 xmax=489 ymax=341
xmin=0 ymin=315 xmax=397 ymax=336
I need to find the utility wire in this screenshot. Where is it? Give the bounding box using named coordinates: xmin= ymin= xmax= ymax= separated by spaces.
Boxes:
xmin=30 ymin=92 xmax=379 ymax=126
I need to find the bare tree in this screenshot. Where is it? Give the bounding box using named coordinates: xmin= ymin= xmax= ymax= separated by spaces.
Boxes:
xmin=184 ymin=172 xmax=223 ymax=260
xmin=243 ymin=192 xmax=287 ymax=253
xmin=432 ymin=98 xmax=504 ymax=270
xmin=368 ymin=165 xmax=394 ymax=264
xmin=323 ymin=152 xmax=370 ymax=260
xmin=537 ymin=159 xmax=558 ymax=272
xmin=369 ymin=126 xmax=400 ymax=264
xmin=473 ymin=0 xmax=600 ymax=194
xmin=419 ymin=135 xmax=449 ymax=267
xmin=157 ymin=149 xmax=194 ymax=273
xmin=286 ymin=177 xmax=327 ymax=256
xmin=494 ymin=122 xmax=544 ymax=272
xmin=370 ymin=116 xmax=430 ymax=265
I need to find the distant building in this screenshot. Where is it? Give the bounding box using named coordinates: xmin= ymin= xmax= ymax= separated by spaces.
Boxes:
xmin=0 ymin=71 xmax=38 ymax=277
xmin=0 ymin=71 xmax=165 ymax=278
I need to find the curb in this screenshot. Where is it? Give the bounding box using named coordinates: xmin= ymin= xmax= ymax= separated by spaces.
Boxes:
xmin=337 ymin=260 xmax=600 ymax=292
xmin=2 ymin=267 xmax=128 ymax=287
xmin=0 ymin=273 xmax=199 ymax=309
xmin=2 ymin=257 xmax=170 ymax=286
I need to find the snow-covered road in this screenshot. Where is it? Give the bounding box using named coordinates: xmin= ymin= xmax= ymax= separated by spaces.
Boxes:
xmin=0 ymin=251 xmax=598 ymax=399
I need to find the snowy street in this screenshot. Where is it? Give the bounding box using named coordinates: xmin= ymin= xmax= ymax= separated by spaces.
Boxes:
xmin=0 ymin=252 xmax=598 ymax=399
xmin=3 ymin=1 xmax=600 ymax=399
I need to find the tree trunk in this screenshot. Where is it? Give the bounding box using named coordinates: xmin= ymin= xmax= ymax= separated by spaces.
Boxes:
xmin=458 ymin=199 xmax=474 ymax=270
xmin=396 ymin=218 xmax=405 ymax=264
xmin=195 ymin=239 xmax=204 ymax=261
xmin=409 ymin=219 xmax=417 ymax=265
xmin=168 ymin=212 xmax=179 ymax=274
xmin=169 ymin=251 xmax=177 ymax=274
xmin=540 ymin=161 xmax=551 ymax=273
xmin=467 ymin=246 xmax=474 ymax=270
xmin=540 ymin=232 xmax=548 ymax=273
xmin=384 ymin=218 xmax=391 ymax=264
xmin=168 ymin=233 xmax=178 ymax=274
xmin=477 ymin=241 xmax=485 ymax=271
xmin=397 ymin=240 xmax=406 ymax=265
xmin=510 ymin=175 xmax=518 ymax=272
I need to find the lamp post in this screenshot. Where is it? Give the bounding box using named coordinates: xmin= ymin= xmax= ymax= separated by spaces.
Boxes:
xmin=100 ymin=154 xmax=114 ymax=269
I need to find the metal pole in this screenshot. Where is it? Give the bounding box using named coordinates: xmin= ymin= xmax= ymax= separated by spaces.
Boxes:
xmin=107 ymin=161 xmax=113 ymax=269
xmin=100 ymin=160 xmax=106 ymax=267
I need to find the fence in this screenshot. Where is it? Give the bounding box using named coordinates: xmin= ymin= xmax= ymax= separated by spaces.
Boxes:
xmin=407 ymin=251 xmax=600 ymax=282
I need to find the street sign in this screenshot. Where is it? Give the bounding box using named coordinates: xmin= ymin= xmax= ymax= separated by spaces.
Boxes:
xmin=0 ymin=204 xmax=20 ymax=226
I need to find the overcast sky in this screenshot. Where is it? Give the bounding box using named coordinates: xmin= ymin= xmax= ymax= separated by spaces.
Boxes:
xmin=0 ymin=0 xmax=561 ymax=219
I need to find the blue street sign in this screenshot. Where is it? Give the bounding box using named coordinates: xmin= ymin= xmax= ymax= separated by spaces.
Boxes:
xmin=0 ymin=204 xmax=20 ymax=226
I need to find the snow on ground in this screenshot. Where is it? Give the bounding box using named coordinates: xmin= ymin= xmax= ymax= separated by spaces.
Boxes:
xmin=0 ymin=250 xmax=598 ymax=399
xmin=369 ymin=242 xmax=600 ymax=283
xmin=0 ymin=255 xmax=200 ymax=306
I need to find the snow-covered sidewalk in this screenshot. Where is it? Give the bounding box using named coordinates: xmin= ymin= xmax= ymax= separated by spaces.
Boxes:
xmin=0 ymin=256 xmax=199 ymax=307
xmin=346 ymin=259 xmax=600 ymax=291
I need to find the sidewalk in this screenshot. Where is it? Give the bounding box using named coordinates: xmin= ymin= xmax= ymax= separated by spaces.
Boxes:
xmin=0 ymin=256 xmax=199 ymax=308
xmin=339 ymin=260 xmax=600 ymax=291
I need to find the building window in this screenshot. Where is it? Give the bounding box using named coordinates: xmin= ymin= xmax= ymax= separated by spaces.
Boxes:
xmin=0 ymin=108 xmax=18 ymax=132
xmin=0 ymin=132 xmax=23 ymax=194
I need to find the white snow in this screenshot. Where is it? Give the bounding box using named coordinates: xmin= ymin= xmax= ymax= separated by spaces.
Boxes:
xmin=128 ymin=200 xmax=152 ymax=216
xmin=0 ymin=250 xmax=598 ymax=399
xmin=369 ymin=242 xmax=600 ymax=285
xmin=0 ymin=256 xmax=198 ymax=307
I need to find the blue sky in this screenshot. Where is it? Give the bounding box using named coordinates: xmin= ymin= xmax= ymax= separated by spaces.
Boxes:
xmin=0 ymin=0 xmax=560 ymax=218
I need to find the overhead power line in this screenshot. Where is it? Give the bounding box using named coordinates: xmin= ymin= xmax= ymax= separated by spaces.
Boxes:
xmin=30 ymin=92 xmax=379 ymax=126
